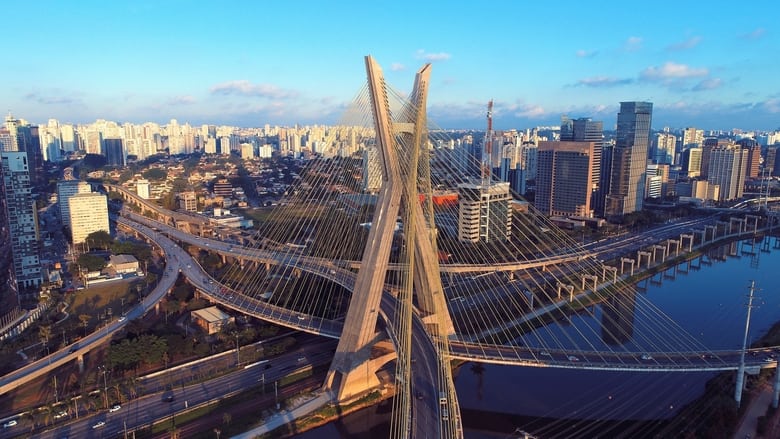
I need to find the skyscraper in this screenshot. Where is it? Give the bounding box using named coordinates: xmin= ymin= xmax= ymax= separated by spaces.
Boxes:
xmin=605 ymin=102 xmax=653 ymax=219
xmin=103 ymin=138 xmax=125 ymax=167
xmin=0 ymin=151 xmax=42 ymax=291
xmin=560 ymin=117 xmax=603 ymax=215
xmin=535 ymin=141 xmax=596 ymax=217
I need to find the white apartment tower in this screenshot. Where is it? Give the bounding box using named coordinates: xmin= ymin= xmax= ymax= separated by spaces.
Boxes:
xmin=57 ymin=180 xmax=92 ymax=227
xmin=69 ymin=192 xmax=109 ymax=244
xmin=457 ymin=181 xmax=512 ymax=243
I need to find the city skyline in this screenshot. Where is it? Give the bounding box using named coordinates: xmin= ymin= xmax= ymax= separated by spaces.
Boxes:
xmin=2 ymin=1 xmax=778 ymax=131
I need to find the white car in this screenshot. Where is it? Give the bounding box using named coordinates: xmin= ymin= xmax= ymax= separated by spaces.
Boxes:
xmin=109 ymin=404 xmax=121 ymax=412
xmin=118 ymin=316 xmax=126 ymax=322
xmin=3 ymin=420 xmax=17 ymax=428
xmin=92 ymin=421 xmax=105 ymax=429
xmin=641 ymin=354 xmax=653 ymax=360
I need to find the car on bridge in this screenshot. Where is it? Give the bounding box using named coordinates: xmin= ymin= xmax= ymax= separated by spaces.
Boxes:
xmin=3 ymin=420 xmax=17 ymax=428
xmin=567 ymin=355 xmax=580 ymax=362
xmin=641 ymin=354 xmax=653 ymax=360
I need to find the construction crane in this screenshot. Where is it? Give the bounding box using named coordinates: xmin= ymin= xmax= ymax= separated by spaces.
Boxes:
xmin=481 ymin=99 xmax=494 ymax=185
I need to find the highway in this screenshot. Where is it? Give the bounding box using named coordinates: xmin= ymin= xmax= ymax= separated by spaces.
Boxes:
xmin=0 ymin=223 xmax=186 ymax=396
xmin=14 ymin=343 xmax=337 ymax=439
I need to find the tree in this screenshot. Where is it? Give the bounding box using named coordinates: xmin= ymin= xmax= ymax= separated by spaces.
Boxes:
xmin=77 ymin=254 xmax=106 ymax=272
xmin=141 ymin=168 xmax=167 ymax=181
xmin=79 ymin=314 xmax=91 ymax=337
xmin=39 ymin=324 xmax=52 ymax=355
xmin=85 ymin=230 xmax=112 ymax=250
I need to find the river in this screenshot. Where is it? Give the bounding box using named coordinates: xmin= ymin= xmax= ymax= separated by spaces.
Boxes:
xmin=298 ymin=236 xmax=780 ymax=438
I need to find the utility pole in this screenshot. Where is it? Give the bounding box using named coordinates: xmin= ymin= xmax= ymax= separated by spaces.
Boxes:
xmin=274 ymin=381 xmax=279 ymax=409
xmin=735 ymin=280 xmax=759 ymax=407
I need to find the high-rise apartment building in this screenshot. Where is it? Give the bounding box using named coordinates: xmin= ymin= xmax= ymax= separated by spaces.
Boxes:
xmin=681 ymin=127 xmax=704 ymax=149
xmin=0 ymin=151 xmax=42 ymax=290
xmin=69 ymin=192 xmax=109 ymax=245
xmin=57 ymin=180 xmax=92 ymax=227
xmin=457 ymin=181 xmax=512 ymax=243
xmin=534 ymin=141 xmax=595 ymax=217
xmin=652 ymin=132 xmax=677 ymax=165
xmin=104 ymin=138 xmax=125 ymax=167
xmin=707 ymin=145 xmax=748 ymax=201
xmin=681 ymin=147 xmax=703 ymax=178
xmin=605 ymin=102 xmax=653 ymax=218
xmin=736 ymin=138 xmax=761 ymax=179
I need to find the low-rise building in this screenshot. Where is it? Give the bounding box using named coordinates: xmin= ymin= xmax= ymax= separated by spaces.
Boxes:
xmin=191 ymin=306 xmax=234 ymax=335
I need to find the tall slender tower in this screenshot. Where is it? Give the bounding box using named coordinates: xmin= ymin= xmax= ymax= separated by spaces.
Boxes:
xmin=605 ymin=101 xmax=653 ymax=219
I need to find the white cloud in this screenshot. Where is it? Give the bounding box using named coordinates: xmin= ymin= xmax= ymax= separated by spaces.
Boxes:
xmin=640 ymin=62 xmax=708 ymax=81
xmin=166 ymin=95 xmax=196 ymax=105
xmin=390 ymin=63 xmax=405 ymax=71
xmin=740 ymin=28 xmax=766 ymax=40
xmin=575 ymin=49 xmax=597 ymax=58
xmin=575 ymin=76 xmax=633 ymax=87
xmin=666 ymin=36 xmax=702 ymax=51
xmin=692 ymin=78 xmax=723 ymax=91
xmin=415 ymin=50 xmax=451 ymax=62
xmin=623 ymin=36 xmax=643 ymax=52
xmin=209 ymin=80 xmax=298 ymax=99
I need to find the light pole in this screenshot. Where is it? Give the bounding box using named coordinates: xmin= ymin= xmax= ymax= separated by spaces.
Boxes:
xmin=233 ymin=332 xmax=240 ymax=366
xmin=99 ymin=366 xmax=109 ymax=409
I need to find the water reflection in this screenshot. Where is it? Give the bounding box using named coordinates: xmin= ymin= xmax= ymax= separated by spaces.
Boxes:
xmin=600 ymin=290 xmax=636 ymax=345
xmin=302 ymin=236 xmax=780 ymax=438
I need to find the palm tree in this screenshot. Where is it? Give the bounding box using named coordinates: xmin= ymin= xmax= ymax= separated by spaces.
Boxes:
xmin=78 ymin=314 xmax=91 ymax=337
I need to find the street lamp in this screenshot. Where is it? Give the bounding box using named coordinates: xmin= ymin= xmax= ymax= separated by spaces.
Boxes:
xmin=98 ymin=366 xmax=109 ymax=409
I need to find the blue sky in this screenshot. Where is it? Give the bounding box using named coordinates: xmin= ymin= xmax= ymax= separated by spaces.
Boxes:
xmin=2 ymin=1 xmax=778 ymax=132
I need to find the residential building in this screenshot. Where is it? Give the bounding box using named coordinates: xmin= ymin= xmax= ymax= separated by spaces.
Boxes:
xmin=0 ymin=151 xmax=42 ymax=290
xmin=69 ymin=192 xmax=109 ymax=244
xmin=57 ymin=180 xmax=92 ymax=227
xmin=457 ymin=181 xmax=512 ymax=243
xmin=707 ymin=145 xmax=748 ymax=201
xmin=652 ymin=131 xmax=677 ymax=165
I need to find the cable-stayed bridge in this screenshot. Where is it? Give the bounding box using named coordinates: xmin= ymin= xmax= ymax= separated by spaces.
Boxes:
xmin=104 ymin=57 xmax=780 ymax=438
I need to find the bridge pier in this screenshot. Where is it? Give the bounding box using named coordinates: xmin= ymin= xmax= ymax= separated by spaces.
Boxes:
xmin=77 ymin=354 xmax=84 ymax=373
xmin=601 ymin=265 xmax=617 ymax=283
xmin=773 ymin=366 xmax=780 ymax=409
xmin=704 ymin=225 xmax=717 ymax=242
xmin=666 ymin=239 xmax=680 ymax=257
xmin=637 ymin=251 xmax=652 ymax=268
xmin=620 ymin=257 xmax=635 ymax=276
xmin=581 ymin=275 xmax=598 ymax=292
xmin=651 ymin=244 xmax=666 ymax=263
xmin=680 ymin=234 xmax=694 ymax=252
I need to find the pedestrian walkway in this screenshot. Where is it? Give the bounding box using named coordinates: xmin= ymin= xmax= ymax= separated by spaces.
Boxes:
xmin=231 ymin=391 xmax=334 ymax=439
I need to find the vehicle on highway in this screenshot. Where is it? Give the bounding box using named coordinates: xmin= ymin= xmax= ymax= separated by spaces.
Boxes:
xmin=163 ymin=394 xmax=174 ymax=402
xmin=3 ymin=420 xmax=17 ymax=428
xmin=641 ymin=354 xmax=653 ymax=360
xmin=567 ymin=355 xmax=580 ymax=362
xmin=54 ymin=410 xmax=68 ymax=419
xmin=109 ymin=404 xmax=121 ymax=412
xmin=118 ymin=316 xmax=126 ymax=322
xmin=92 ymin=421 xmax=105 ymax=429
